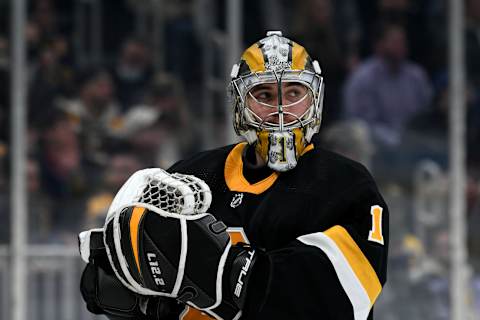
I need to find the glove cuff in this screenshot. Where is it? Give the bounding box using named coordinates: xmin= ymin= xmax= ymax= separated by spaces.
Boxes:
xmin=192 ymin=245 xmax=264 ymax=320
xmin=240 ymin=251 xmax=271 ymax=317
xmin=228 ymin=246 xmax=257 ymax=309
xmin=78 ymin=228 xmax=106 ymax=263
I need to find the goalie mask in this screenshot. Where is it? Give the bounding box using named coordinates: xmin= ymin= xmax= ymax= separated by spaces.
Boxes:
xmin=229 ymin=31 xmax=324 ymax=172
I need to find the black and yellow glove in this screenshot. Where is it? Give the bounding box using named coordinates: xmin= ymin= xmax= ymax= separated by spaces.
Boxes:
xmin=102 ymin=205 xmax=262 ymax=320
xmin=79 ymin=229 xmax=181 ymax=319
xmin=79 ymin=168 xmax=267 ymax=320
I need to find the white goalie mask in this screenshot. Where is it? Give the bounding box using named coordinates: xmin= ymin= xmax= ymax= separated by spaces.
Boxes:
xmin=229 ymin=31 xmax=324 ymax=171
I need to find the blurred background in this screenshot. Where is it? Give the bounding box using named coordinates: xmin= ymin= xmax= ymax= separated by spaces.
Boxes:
xmin=1 ymin=0 xmax=480 ymax=319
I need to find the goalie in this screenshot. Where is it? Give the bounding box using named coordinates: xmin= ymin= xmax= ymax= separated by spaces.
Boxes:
xmin=79 ymin=31 xmax=388 ymax=320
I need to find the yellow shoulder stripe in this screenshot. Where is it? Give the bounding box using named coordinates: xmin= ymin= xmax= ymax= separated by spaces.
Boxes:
xmin=224 ymin=142 xmax=279 ymax=195
xmin=129 ymin=206 xmax=147 ymax=275
xmin=324 ymin=226 xmax=382 ymax=305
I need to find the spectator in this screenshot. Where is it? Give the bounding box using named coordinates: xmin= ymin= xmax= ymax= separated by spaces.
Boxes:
xmin=31 ymin=0 xmax=57 ymax=36
xmin=38 ymin=119 xmax=90 ymax=241
xmin=29 ymin=37 xmax=75 ymax=127
xmin=26 ymin=0 xmax=61 ymax=60
xmin=58 ymin=67 xmax=122 ymax=166
xmin=111 ymin=37 xmax=153 ymax=110
xmin=356 ymin=0 xmax=442 ymax=73
xmin=123 ymin=73 xmax=197 ymax=167
xmin=343 ymin=22 xmax=432 ymax=147
xmin=162 ymin=0 xmax=202 ymax=86
xmin=377 ymin=0 xmax=434 ymax=69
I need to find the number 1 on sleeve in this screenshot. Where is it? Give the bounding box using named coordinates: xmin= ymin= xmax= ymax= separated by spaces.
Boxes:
xmin=368 ymin=205 xmax=384 ymax=245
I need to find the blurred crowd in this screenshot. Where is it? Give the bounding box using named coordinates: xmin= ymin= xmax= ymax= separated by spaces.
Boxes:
xmin=0 ymin=0 xmax=480 ymax=317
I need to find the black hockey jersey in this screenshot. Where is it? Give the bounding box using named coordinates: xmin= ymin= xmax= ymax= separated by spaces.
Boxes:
xmin=167 ymin=142 xmax=389 ymax=320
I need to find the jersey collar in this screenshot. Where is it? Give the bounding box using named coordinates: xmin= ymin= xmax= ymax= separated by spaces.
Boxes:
xmin=224 ymin=142 xmax=279 ymax=194
xmin=224 ymin=142 xmax=314 ymax=194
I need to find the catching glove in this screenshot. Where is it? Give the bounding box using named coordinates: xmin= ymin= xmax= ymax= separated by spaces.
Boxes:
xmin=79 ymin=169 xmax=264 ymax=320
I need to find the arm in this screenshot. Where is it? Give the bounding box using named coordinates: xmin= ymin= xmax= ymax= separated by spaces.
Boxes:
xmin=243 ymin=183 xmax=388 ymax=319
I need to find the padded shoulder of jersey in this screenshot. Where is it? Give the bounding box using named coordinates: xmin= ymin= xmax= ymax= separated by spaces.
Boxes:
xmin=287 ymin=146 xmax=379 ymax=196
xmin=168 ymin=144 xmax=235 ymax=173
xmin=167 ymin=144 xmax=237 ymax=191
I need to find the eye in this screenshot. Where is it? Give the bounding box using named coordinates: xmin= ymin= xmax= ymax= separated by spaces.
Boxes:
xmin=287 ymin=89 xmax=301 ymax=97
xmin=253 ymin=90 xmax=272 ymax=101
xmin=285 ymin=86 xmax=307 ymax=101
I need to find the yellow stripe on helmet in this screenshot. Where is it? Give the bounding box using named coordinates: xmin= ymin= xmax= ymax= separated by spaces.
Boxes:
xmin=241 ymin=43 xmax=266 ymax=73
xmin=291 ymin=42 xmax=309 ymax=70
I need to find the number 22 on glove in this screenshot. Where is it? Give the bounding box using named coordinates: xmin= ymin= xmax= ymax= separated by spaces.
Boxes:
xmin=180 ymin=228 xmax=250 ymax=320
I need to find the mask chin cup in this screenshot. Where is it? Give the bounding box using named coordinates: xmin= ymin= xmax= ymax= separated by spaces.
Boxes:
xmin=254 ymin=129 xmax=307 ymax=172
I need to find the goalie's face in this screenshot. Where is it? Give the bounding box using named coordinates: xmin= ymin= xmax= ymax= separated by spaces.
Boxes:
xmin=245 ymin=82 xmax=313 ymax=130
xmin=230 ymin=31 xmax=324 ymax=172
